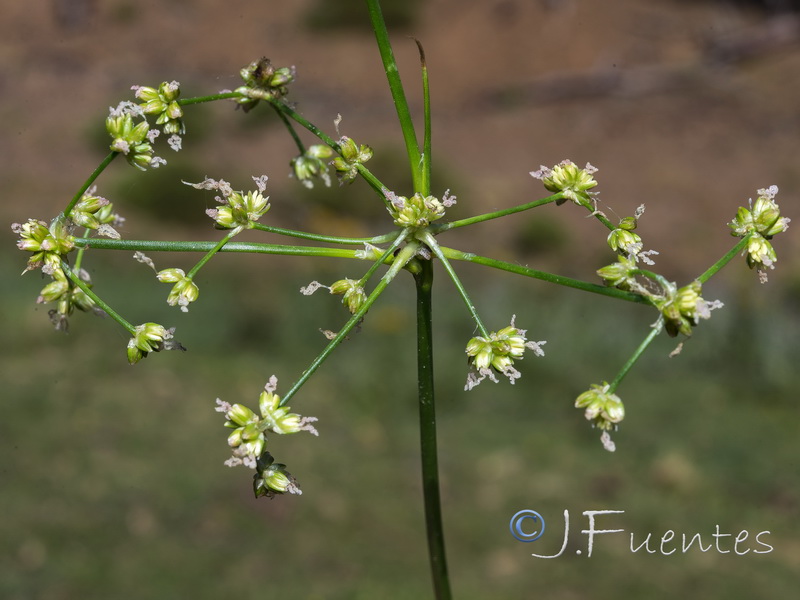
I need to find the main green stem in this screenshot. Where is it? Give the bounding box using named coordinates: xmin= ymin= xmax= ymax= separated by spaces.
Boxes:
xmin=414 ymin=259 xmax=452 ymax=600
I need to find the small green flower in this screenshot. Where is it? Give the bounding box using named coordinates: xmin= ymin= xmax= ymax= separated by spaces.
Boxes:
xmin=729 ymin=186 xmax=788 ymax=279
xmin=745 ymin=234 xmax=777 ymax=271
xmin=223 ymin=403 xmax=267 ymax=465
xmin=156 ymin=268 xmax=199 ymax=312
xmin=258 ymin=389 xmax=319 ymax=436
xmin=575 ymin=382 xmax=625 ymax=431
xmin=597 ymin=254 xmax=638 ymax=290
xmin=607 ymin=228 xmax=642 ymax=255
xmin=656 ymin=280 xmax=720 ymax=338
xmin=134 ymin=81 xmax=185 ymax=135
xmin=127 ymin=323 xmax=183 ymax=364
xmin=729 ymin=186 xmax=789 ymax=239
xmin=332 ymin=136 xmax=373 ymax=183
xmin=106 ymin=111 xmax=159 ymax=170
xmin=13 ymin=218 xmax=75 ymax=273
xmin=291 ymin=144 xmax=333 ymax=188
xmin=531 ymin=160 xmax=598 ymax=206
xmin=235 ymin=58 xmax=295 ymax=112
xmin=32 ymin=265 xmax=96 ymax=331
xmin=253 ymin=452 xmax=302 ymax=498
xmin=329 ymin=279 xmax=367 ymax=314
xmin=210 ymin=189 xmax=270 ymax=230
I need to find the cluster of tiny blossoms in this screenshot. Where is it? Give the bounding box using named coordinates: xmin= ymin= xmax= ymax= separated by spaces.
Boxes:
xmin=729 ymin=185 xmax=790 ymax=282
xmin=214 ymin=376 xmax=318 ymax=498
xmin=464 ymin=317 xmax=546 ymax=390
xmin=11 ymin=186 xmax=127 ymax=330
xmin=528 ymin=162 xmax=786 ymax=451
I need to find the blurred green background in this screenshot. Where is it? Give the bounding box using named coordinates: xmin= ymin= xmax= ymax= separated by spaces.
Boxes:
xmin=3 ymin=0 xmax=800 ymax=598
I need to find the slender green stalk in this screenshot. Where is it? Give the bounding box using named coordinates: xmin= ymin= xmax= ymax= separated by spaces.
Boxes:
xmin=64 ymin=152 xmax=118 ymax=218
xmin=414 ymin=258 xmax=452 ymax=600
xmin=272 ymin=104 xmax=306 ymax=154
xmin=432 ymin=193 xmax=562 ymax=232
xmin=268 ymin=99 xmax=389 ymax=202
xmin=587 ymin=205 xmax=616 ymax=231
xmin=250 ymin=223 xmax=397 ymax=246
xmin=186 ymin=231 xmax=239 ymax=279
xmin=608 ymin=321 xmax=663 ymax=392
xmin=697 ymin=235 xmax=750 ymax=284
xmin=74 ymin=238 xmax=372 ymax=260
xmin=178 ymin=92 xmax=241 ymax=106
xmin=419 ymin=231 xmax=489 ymax=337
xmin=280 ymin=241 xmax=420 ymax=406
xmin=61 ymin=260 xmax=135 ymax=334
xmin=73 ymin=228 xmax=93 ymax=272
xmin=365 ymin=0 xmax=423 ymax=193
xmin=439 ymin=246 xmax=652 ymax=305
xmin=416 ymin=39 xmax=431 ymax=196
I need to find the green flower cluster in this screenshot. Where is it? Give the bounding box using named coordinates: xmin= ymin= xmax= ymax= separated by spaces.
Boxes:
xmin=235 ymin=57 xmax=295 ymax=112
xmin=333 ymin=136 xmax=373 ymax=183
xmin=329 ymin=279 xmax=367 ymax=314
xmin=531 ymin=160 xmax=598 ymax=206
xmin=729 ymin=186 xmax=789 ymax=279
xmin=156 ymin=268 xmax=200 ymax=312
xmin=216 ymin=377 xmax=318 ymax=498
xmin=106 ymin=108 xmax=160 ymax=170
xmin=127 ymin=322 xmax=184 ymax=364
xmin=134 ymin=81 xmax=185 ymax=135
xmin=291 ymin=144 xmax=333 ymax=188
xmin=465 ymin=319 xmax=546 ymax=388
xmin=388 ymin=192 xmax=446 ymax=229
xmin=575 ymin=382 xmax=625 ymax=431
xmin=186 ymin=176 xmax=270 ymax=232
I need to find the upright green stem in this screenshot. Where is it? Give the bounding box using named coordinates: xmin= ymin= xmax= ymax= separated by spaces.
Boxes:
xmin=366 ymin=0 xmax=423 ymax=193
xmin=416 ymin=39 xmax=431 ymax=196
xmin=414 ymin=258 xmax=452 ymax=600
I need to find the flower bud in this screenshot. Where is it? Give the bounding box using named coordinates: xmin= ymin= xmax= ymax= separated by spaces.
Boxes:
xmin=329 ymin=279 xmax=367 ymax=314
xmin=226 ymin=403 xmax=257 ymax=427
xmin=607 ymin=228 xmax=642 ymax=255
xmin=746 ymin=234 xmax=777 ymax=270
xmin=597 ymin=255 xmax=637 ymax=289
xmin=333 ymin=137 xmax=373 ymax=183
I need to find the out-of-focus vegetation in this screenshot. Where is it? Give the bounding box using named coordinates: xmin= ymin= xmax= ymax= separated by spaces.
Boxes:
xmin=2 ymin=241 xmax=799 ymax=599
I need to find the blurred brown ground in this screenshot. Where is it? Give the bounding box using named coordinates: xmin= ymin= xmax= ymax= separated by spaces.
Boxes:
xmin=3 ymin=0 xmax=799 ymax=283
